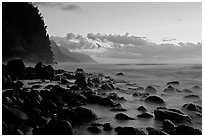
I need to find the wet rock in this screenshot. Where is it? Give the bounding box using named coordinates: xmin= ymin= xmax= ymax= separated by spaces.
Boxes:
xmin=146 ymin=127 xmax=168 ymax=135
xmin=87 ymin=126 xmax=102 ymax=134
xmin=117 ymin=127 xmax=146 ymax=135
xmin=172 ymin=124 xmax=202 ymax=135
xmin=145 ymin=86 xmax=157 ymax=93
xmin=182 ymin=89 xmax=193 ymax=93
xmin=115 ymin=113 xmax=135 ymax=120
xmin=56 ymin=69 xmax=65 ymax=74
xmin=101 ymin=84 xmax=112 ymax=90
xmin=33 ymin=120 xmax=73 ymax=135
xmin=75 ymin=76 xmax=87 ymax=88
xmin=137 ymin=112 xmax=153 ymax=118
xmin=70 ymin=85 xmax=80 ymax=91
xmin=2 ymin=121 xmax=8 ymax=135
xmin=145 ymin=95 xmax=165 ymax=104
xmin=87 ymin=94 xmax=103 ymax=104
xmin=154 ymin=109 xmax=191 ymax=123
xmin=14 ymin=81 xmax=24 ymax=88
xmin=3 ymin=96 xmax=13 ymax=105
xmin=32 ymin=84 xmax=42 ymax=89
xmin=7 ymin=59 xmax=26 ymax=79
xmin=10 ymin=129 xmax=24 ymax=135
xmin=34 ymin=62 xmax=54 ymax=79
xmin=2 ymin=75 xmax=15 ymax=89
xmin=75 ymin=68 xmax=84 ymax=73
xmin=60 ymin=78 xmax=70 ymax=84
xmin=103 ymin=123 xmax=112 ymax=131
xmin=166 ymin=81 xmax=179 ymax=86
xmin=110 ymin=106 xmax=127 ymax=111
xmin=136 ymin=87 xmax=144 ymax=91
xmin=168 ymin=108 xmax=184 ymax=115
xmin=192 ymin=85 xmax=201 ymax=90
xmin=75 ymin=107 xmax=97 ymax=121
xmin=137 ymin=106 xmax=147 ymax=111
xmin=98 ymin=97 xmax=115 ymax=106
xmin=182 ymin=103 xmax=201 ymax=113
xmin=27 ymin=116 xmax=48 ymax=127
xmin=162 ymin=119 xmax=176 ymax=133
xmin=3 ymin=104 xmax=28 ymax=128
xmin=114 ymin=126 xmax=123 ymax=133
xmin=61 ymin=109 xmax=78 ymax=124
xmin=63 ymin=73 xmax=74 ymax=79
xmin=184 ymin=94 xmax=199 ymax=99
xmin=163 ymin=85 xmax=177 ymax=93
xmin=116 ymin=72 xmax=124 ymax=76
xmin=92 ymin=78 xmax=101 ymax=84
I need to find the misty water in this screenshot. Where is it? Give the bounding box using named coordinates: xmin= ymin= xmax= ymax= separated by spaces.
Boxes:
xmin=52 ymin=63 xmax=202 ymax=135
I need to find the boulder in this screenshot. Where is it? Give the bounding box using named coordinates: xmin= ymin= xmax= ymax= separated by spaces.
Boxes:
xmin=154 ymin=109 xmax=191 ymax=123
xmin=137 ymin=112 xmax=153 ymax=118
xmin=60 ymin=78 xmax=70 ymax=84
xmin=145 ymin=86 xmax=157 ymax=93
xmin=101 ymin=84 xmax=112 ymax=90
xmin=116 ymin=72 xmax=124 ymax=76
xmin=146 ymin=127 xmax=168 ymax=135
xmin=33 ymin=120 xmax=73 ymax=135
xmin=87 ymin=94 xmax=103 ymax=104
xmin=166 ymin=81 xmax=179 ymax=86
xmin=184 ymin=94 xmax=199 ymax=99
xmin=110 ymin=106 xmax=127 ymax=111
xmin=168 ymin=108 xmax=184 ymax=115
xmin=137 ymin=106 xmax=147 ymax=111
xmin=162 ymin=119 xmax=176 ymax=133
xmin=116 ymin=127 xmax=146 ymax=135
xmin=75 ymin=107 xmax=97 ymax=121
xmin=87 ymin=126 xmax=102 ymax=134
xmin=2 ymin=104 xmax=28 ymax=128
xmin=75 ymin=76 xmax=87 ymax=88
xmin=70 ymin=85 xmax=80 ymax=91
xmin=145 ymin=95 xmax=165 ymax=104
xmin=103 ymin=123 xmax=112 ymax=131
xmin=115 ymin=113 xmax=135 ymax=120
xmin=7 ymin=59 xmax=26 ymax=79
xmin=98 ymin=97 xmax=115 ymax=106
xmin=172 ymin=124 xmax=202 ymax=135
xmin=182 ymin=89 xmax=193 ymax=93
xmin=163 ymin=85 xmax=177 ymax=93
xmin=182 ymin=103 xmax=201 ymax=113
xmin=34 ymin=62 xmax=54 ymax=79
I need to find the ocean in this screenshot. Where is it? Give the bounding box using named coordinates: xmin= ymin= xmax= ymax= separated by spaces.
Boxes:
xmin=52 ymin=63 xmax=202 ymax=134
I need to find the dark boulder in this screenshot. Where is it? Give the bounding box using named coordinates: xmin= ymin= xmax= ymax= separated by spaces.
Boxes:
xmin=87 ymin=94 xmax=103 ymax=104
xmin=168 ymin=108 xmax=184 ymax=115
xmin=2 ymin=75 xmax=15 ymax=89
xmin=145 ymin=95 xmax=165 ymax=104
xmin=137 ymin=106 xmax=147 ymax=111
xmin=75 ymin=107 xmax=97 ymax=121
xmin=182 ymin=89 xmax=193 ymax=93
xmin=145 ymin=86 xmax=157 ymax=93
xmin=60 ymin=109 xmax=78 ymax=125
xmin=115 ymin=113 xmax=135 ymax=120
xmin=33 ymin=120 xmax=73 ymax=135
xmin=154 ymin=109 xmax=191 ymax=123
xmin=146 ymin=127 xmax=168 ymax=135
xmin=87 ymin=126 xmax=102 ymax=134
xmin=182 ymin=103 xmax=201 ymax=113
xmin=184 ymin=94 xmax=199 ymax=99
xmin=166 ymin=81 xmax=179 ymax=86
xmin=101 ymin=84 xmax=112 ymax=90
xmin=163 ymin=85 xmax=177 ymax=93
xmin=172 ymin=124 xmax=202 ymax=135
xmin=137 ymin=112 xmax=153 ymax=118
xmin=92 ymin=78 xmax=101 ymax=84
xmin=110 ymin=106 xmax=127 ymax=112
xmin=162 ymin=119 xmax=176 ymax=133
xmin=98 ymin=97 xmax=115 ymax=106
xmin=2 ymin=104 xmax=28 ymax=128
xmin=34 ymin=62 xmax=54 ymax=79
xmin=70 ymin=85 xmax=80 ymax=91
xmin=117 ymin=127 xmax=146 ymax=135
xmin=75 ymin=76 xmax=87 ymax=88
xmin=7 ymin=59 xmax=26 ymax=79
xmin=103 ymin=123 xmax=112 ymax=131
xmin=116 ymin=72 xmax=124 ymax=76
xmin=60 ymin=78 xmax=70 ymax=84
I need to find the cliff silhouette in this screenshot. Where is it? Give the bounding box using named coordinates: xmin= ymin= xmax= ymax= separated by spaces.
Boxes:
xmin=2 ymin=2 xmax=54 ymax=63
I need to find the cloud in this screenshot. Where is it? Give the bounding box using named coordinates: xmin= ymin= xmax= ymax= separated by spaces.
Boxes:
xmin=50 ymin=33 xmax=202 ymax=63
xmin=33 ymin=2 xmax=82 ymax=12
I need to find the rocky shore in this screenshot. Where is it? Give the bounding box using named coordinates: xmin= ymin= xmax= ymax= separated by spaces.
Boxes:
xmin=2 ymin=59 xmax=202 ymax=135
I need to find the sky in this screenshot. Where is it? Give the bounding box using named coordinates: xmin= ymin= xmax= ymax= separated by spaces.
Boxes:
xmin=34 ymin=2 xmax=202 ymax=64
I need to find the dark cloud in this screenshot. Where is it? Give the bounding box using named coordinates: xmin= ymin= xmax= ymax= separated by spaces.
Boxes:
xmin=33 ymin=2 xmax=82 ymax=12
